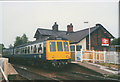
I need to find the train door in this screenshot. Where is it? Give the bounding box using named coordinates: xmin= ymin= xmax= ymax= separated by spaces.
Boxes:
xmin=75 ymin=52 xmax=81 ymax=61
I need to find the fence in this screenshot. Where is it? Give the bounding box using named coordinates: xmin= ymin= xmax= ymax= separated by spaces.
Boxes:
xmin=80 ymin=50 xmax=105 ymax=63
xmin=74 ymin=49 xmax=120 ymax=64
xmin=0 ymin=58 xmax=9 ymax=82
xmin=106 ymin=52 xmax=120 ymax=64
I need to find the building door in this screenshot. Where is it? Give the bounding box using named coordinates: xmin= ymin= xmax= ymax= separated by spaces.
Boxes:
xmin=75 ymin=45 xmax=82 ymax=61
xmin=75 ymin=51 xmax=81 ymax=61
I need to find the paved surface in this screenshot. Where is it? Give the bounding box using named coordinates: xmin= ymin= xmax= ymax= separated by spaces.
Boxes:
xmin=71 ymin=61 xmax=115 ymax=75
xmin=8 ymin=63 xmax=18 ymax=75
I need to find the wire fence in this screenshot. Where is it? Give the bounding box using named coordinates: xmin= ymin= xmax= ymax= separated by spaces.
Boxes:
xmin=106 ymin=52 xmax=120 ymax=64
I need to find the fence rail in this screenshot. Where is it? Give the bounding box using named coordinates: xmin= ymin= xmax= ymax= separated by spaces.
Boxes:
xmin=74 ymin=50 xmax=120 ymax=64
xmin=81 ymin=50 xmax=105 ymax=63
xmin=0 ymin=58 xmax=9 ymax=82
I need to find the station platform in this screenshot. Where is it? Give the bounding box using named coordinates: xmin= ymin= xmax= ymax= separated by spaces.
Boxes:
xmin=8 ymin=63 xmax=18 ymax=75
xmin=71 ymin=61 xmax=119 ymax=75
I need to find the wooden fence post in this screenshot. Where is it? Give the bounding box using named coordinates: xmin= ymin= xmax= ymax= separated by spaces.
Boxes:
xmin=93 ymin=50 xmax=95 ymax=63
xmin=81 ymin=49 xmax=83 ymax=62
xmin=104 ymin=51 xmax=106 ymax=63
xmin=75 ymin=45 xmax=76 ymax=61
xmin=114 ymin=51 xmax=116 ymax=64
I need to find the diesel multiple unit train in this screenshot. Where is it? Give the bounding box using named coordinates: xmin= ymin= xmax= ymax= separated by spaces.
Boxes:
xmin=3 ymin=37 xmax=71 ymax=67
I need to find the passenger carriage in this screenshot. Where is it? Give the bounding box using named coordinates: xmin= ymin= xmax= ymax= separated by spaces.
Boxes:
xmin=3 ymin=36 xmax=71 ymax=67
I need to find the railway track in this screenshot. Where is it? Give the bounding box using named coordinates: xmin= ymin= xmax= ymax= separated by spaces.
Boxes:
xmin=11 ymin=63 xmax=119 ymax=81
xmin=13 ymin=66 xmax=55 ymax=80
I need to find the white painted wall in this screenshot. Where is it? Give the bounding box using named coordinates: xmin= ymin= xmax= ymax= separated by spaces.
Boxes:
xmin=70 ymin=38 xmax=86 ymax=50
xmin=76 ymin=38 xmax=86 ymax=50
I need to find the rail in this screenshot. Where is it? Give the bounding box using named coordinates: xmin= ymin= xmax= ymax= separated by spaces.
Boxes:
xmin=0 ymin=58 xmax=9 ymax=82
xmin=0 ymin=67 xmax=9 ymax=82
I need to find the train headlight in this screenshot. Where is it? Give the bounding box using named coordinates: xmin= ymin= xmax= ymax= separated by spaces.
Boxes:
xmin=66 ymin=55 xmax=68 ymax=57
xmin=52 ymin=55 xmax=54 ymax=58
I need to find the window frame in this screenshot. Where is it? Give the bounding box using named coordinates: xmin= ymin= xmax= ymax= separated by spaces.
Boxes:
xmin=49 ymin=41 xmax=56 ymax=52
xmin=64 ymin=42 xmax=69 ymax=51
xmin=57 ymin=42 xmax=63 ymax=51
xmin=76 ymin=45 xmax=82 ymax=51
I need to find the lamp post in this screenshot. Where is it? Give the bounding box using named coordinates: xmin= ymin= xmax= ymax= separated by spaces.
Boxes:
xmin=84 ymin=22 xmax=91 ymax=50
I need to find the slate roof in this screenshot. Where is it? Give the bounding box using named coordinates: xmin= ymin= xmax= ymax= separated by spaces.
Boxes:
xmin=34 ymin=24 xmax=114 ymax=44
xmin=63 ymin=27 xmax=99 ymax=43
xmin=36 ymin=28 xmax=66 ymax=36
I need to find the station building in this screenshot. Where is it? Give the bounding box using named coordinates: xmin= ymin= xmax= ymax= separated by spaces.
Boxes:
xmin=34 ymin=22 xmax=114 ymax=52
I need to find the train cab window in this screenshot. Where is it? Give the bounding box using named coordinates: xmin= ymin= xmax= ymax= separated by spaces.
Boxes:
xmin=76 ymin=45 xmax=82 ymax=51
xmin=38 ymin=44 xmax=42 ymax=53
xmin=64 ymin=42 xmax=69 ymax=51
xmin=57 ymin=42 xmax=63 ymax=51
xmin=50 ymin=42 xmax=56 ymax=52
xmin=70 ymin=45 xmax=75 ymax=51
xmin=34 ymin=45 xmax=37 ymax=53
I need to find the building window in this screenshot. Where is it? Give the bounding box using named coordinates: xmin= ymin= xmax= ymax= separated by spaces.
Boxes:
xmin=57 ymin=42 xmax=63 ymax=51
xmin=76 ymin=45 xmax=82 ymax=51
xmin=50 ymin=42 xmax=56 ymax=52
xmin=70 ymin=45 xmax=75 ymax=51
xmin=64 ymin=42 xmax=69 ymax=51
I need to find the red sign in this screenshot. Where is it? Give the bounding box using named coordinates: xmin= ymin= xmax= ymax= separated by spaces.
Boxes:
xmin=102 ymin=38 xmax=109 ymax=46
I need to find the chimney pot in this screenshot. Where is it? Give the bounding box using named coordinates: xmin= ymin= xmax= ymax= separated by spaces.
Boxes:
xmin=67 ymin=23 xmax=73 ymax=32
xmin=52 ymin=22 xmax=58 ymax=31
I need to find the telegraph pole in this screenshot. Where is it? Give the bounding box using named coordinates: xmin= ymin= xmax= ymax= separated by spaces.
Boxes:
xmin=84 ymin=22 xmax=91 ymax=50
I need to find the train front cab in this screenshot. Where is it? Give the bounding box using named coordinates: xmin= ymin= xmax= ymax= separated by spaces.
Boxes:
xmin=46 ymin=40 xmax=71 ymax=66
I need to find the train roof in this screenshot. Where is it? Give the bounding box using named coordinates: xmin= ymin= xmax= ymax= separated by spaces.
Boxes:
xmin=14 ymin=36 xmax=68 ymax=48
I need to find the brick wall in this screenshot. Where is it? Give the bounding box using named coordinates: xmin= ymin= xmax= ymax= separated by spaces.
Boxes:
xmin=86 ymin=28 xmax=110 ymax=51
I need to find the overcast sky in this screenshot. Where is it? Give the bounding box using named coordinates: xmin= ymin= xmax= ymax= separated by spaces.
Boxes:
xmin=0 ymin=0 xmax=119 ymax=48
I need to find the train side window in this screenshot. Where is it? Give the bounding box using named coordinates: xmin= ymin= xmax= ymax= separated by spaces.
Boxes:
xmin=31 ymin=46 xmax=33 ymax=53
xmin=50 ymin=42 xmax=56 ymax=52
xmin=34 ymin=45 xmax=37 ymax=53
xmin=38 ymin=44 xmax=42 ymax=53
xmin=57 ymin=42 xmax=63 ymax=51
xmin=25 ymin=47 xmax=27 ymax=54
xmin=64 ymin=42 xmax=69 ymax=51
xmin=23 ymin=48 xmax=25 ymax=54
xmin=28 ymin=47 xmax=30 ymax=54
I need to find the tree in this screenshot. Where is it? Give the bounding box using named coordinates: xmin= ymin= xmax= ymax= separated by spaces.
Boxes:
xmin=14 ymin=34 xmax=28 ymax=47
xmin=14 ymin=36 xmax=22 ymax=47
xmin=111 ymin=37 xmax=120 ymax=45
xmin=0 ymin=44 xmax=5 ymax=54
xmin=9 ymin=44 xmax=13 ymax=48
xmin=21 ymin=34 xmax=28 ymax=44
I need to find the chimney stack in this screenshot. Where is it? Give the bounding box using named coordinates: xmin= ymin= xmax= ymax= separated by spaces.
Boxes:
xmin=67 ymin=23 xmax=73 ymax=32
xmin=52 ymin=22 xmax=58 ymax=31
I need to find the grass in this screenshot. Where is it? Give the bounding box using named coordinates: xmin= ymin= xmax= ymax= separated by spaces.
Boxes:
xmin=97 ymin=63 xmax=120 ymax=69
